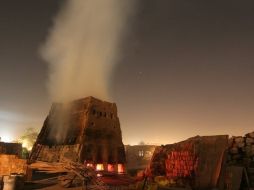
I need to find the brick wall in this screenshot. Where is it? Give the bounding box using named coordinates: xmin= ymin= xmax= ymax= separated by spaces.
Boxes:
xmin=0 ymin=142 xmax=22 ymax=158
xmin=0 ymin=155 xmax=27 ymax=176
xmin=150 ymin=135 xmax=228 ymax=189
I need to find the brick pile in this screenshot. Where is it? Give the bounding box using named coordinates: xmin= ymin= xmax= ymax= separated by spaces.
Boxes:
xmin=165 ymin=150 xmax=198 ymax=178
xmin=150 ymin=135 xmax=228 ymax=189
xmin=150 ymin=139 xmax=199 ymax=187
xmin=0 ymin=155 xmax=27 ymax=176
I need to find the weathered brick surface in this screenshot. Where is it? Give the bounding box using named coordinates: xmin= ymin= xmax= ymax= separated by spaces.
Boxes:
xmin=0 ymin=142 xmax=22 ymax=158
xmin=150 ymin=135 xmax=228 ymax=189
xmin=30 ymin=96 xmax=126 ymax=172
xmin=0 ymin=155 xmax=27 ymax=176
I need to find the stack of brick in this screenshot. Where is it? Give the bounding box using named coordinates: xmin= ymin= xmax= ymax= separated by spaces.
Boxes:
xmin=150 ymin=139 xmax=199 ymax=187
xmin=0 ymin=155 xmax=27 ymax=176
xmin=150 ymin=135 xmax=228 ymax=189
xmin=227 ymin=131 xmax=254 ymax=186
xmin=165 ymin=150 xmax=198 ymax=178
xmin=0 ymin=142 xmax=22 ymax=158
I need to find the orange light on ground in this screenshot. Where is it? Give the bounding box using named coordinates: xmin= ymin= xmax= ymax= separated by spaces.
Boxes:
xmin=107 ymin=164 xmax=114 ymax=172
xmin=86 ymin=163 xmax=94 ymax=168
xmin=117 ymin=164 xmax=124 ymax=173
xmin=96 ymin=164 xmax=104 ymax=171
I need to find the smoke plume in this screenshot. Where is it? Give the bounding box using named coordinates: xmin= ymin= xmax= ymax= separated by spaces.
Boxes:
xmin=41 ymin=0 xmax=134 ymax=102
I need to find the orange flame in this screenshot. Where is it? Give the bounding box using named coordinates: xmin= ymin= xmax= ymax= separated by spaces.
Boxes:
xmin=117 ymin=164 xmax=124 ymax=173
xmin=107 ymin=164 xmax=114 ymax=172
xmin=96 ymin=164 xmax=104 ymax=171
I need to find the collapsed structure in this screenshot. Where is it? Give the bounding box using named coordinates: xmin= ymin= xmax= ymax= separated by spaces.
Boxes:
xmin=30 ymin=96 xmax=126 ymax=173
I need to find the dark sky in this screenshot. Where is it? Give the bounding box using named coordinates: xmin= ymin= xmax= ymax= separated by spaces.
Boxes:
xmin=1 ymin=0 xmax=254 ymax=144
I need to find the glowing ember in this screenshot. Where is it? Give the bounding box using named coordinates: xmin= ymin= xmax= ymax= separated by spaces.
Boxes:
xmin=117 ymin=164 xmax=124 ymax=173
xmin=107 ymin=164 xmax=114 ymax=172
xmin=96 ymin=164 xmax=104 ymax=171
xmin=86 ymin=163 xmax=94 ymax=168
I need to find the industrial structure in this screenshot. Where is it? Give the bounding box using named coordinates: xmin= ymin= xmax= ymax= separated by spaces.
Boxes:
xmin=30 ymin=96 xmax=126 ymax=173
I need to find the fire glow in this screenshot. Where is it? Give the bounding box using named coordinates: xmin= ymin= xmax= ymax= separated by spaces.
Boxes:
xmin=88 ymin=163 xmax=125 ymax=173
xmin=107 ymin=164 xmax=114 ymax=172
xmin=96 ymin=164 xmax=104 ymax=171
xmin=86 ymin=163 xmax=94 ymax=168
xmin=117 ymin=164 xmax=124 ymax=173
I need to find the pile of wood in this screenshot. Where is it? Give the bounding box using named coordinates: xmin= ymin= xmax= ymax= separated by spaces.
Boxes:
xmin=29 ymin=159 xmax=107 ymax=189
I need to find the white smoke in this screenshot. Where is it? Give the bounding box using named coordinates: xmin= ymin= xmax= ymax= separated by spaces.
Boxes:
xmin=41 ymin=0 xmax=134 ymax=102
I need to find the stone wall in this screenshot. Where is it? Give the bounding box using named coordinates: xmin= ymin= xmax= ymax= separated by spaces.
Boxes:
xmin=227 ymin=131 xmax=254 ymax=186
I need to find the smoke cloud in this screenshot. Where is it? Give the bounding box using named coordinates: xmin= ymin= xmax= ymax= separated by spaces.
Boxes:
xmin=41 ymin=0 xmax=134 ymax=102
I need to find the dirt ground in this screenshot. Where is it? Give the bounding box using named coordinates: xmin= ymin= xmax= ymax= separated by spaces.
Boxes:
xmin=24 ymin=177 xmax=82 ymax=190
xmin=23 ymin=171 xmax=84 ymax=190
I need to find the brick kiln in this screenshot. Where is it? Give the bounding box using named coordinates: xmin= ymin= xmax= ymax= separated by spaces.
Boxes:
xmin=29 ymin=96 xmax=126 ymax=173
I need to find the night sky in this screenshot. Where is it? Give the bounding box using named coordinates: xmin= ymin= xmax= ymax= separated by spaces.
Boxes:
xmin=0 ymin=0 xmax=254 ymax=144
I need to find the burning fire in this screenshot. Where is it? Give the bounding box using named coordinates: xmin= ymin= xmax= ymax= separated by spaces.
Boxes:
xmin=86 ymin=163 xmax=94 ymax=168
xmin=87 ymin=163 xmax=124 ymax=173
xmin=96 ymin=164 xmax=104 ymax=171
xmin=107 ymin=164 xmax=114 ymax=172
xmin=117 ymin=164 xmax=124 ymax=173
